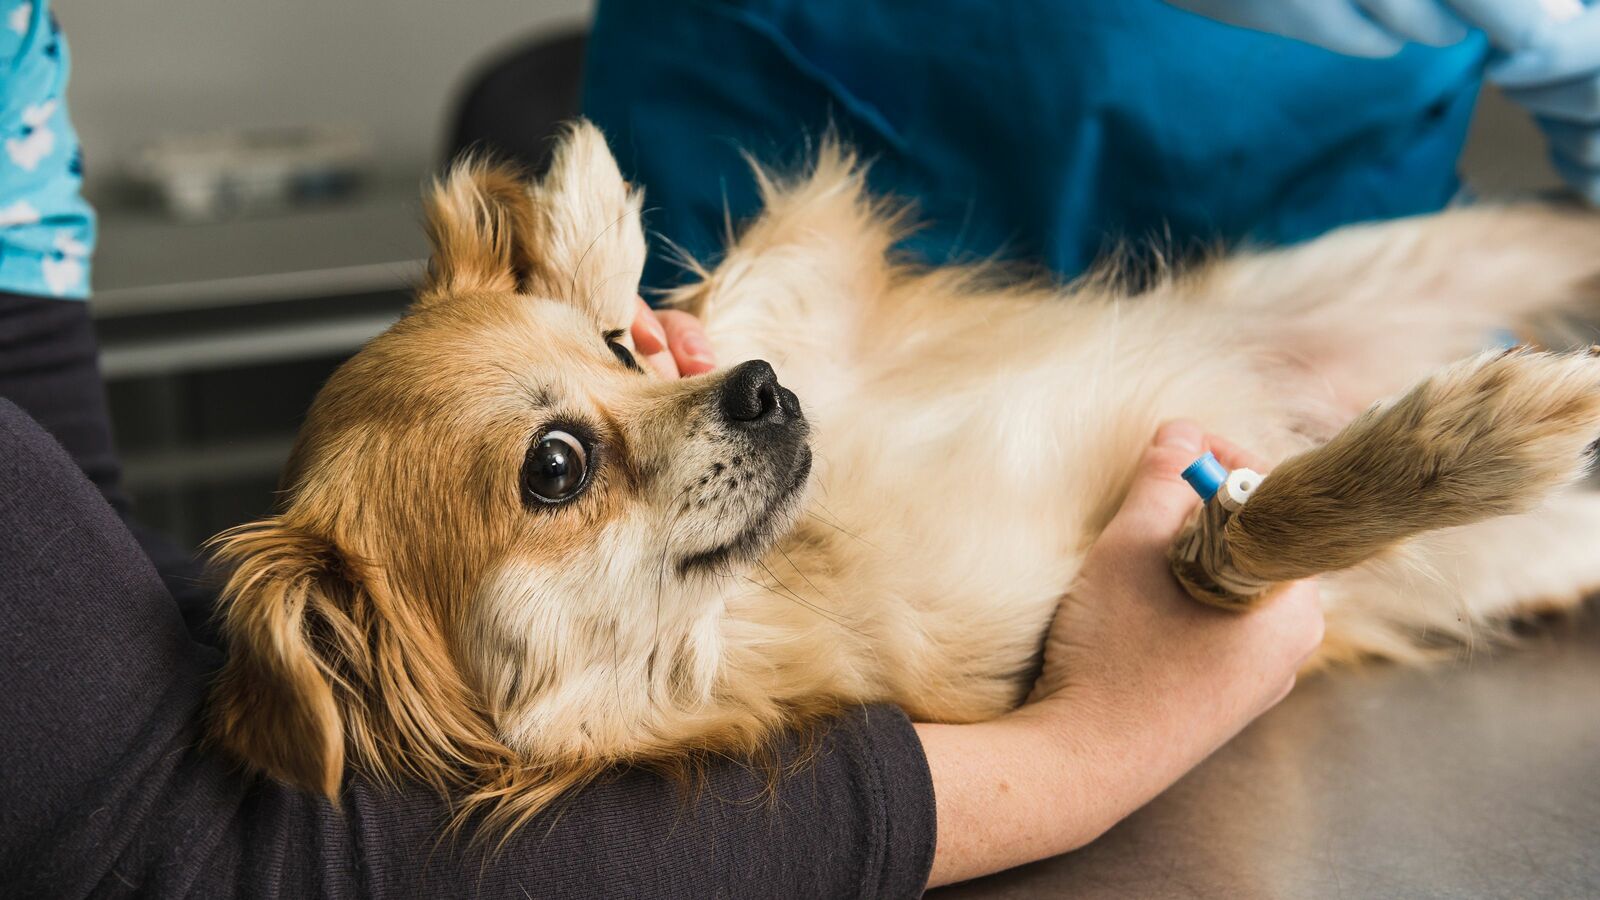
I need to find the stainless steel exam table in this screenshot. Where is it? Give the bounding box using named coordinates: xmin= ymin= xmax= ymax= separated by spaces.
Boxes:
xmin=937 ymin=605 xmax=1600 ymax=899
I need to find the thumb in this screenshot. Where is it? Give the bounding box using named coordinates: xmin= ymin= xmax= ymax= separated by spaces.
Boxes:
xmin=1116 ymin=420 xmax=1209 ymax=534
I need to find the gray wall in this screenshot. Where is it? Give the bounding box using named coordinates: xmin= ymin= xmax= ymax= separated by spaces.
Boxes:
xmin=57 ymin=1 xmax=1560 ymax=199
xmin=58 ymin=0 xmax=591 ymax=196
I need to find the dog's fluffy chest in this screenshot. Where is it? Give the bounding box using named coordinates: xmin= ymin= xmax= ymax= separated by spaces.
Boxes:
xmin=717 ymin=286 xmax=1297 ymax=721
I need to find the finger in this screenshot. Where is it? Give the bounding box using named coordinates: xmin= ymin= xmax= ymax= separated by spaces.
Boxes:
xmin=1550 ymin=148 xmax=1600 ymax=205
xmin=1165 ymin=2 xmax=1403 ymax=57
xmin=1445 ymin=0 xmax=1563 ymax=52
xmin=1203 ymin=433 xmax=1272 ymax=474
xmin=1502 ymin=75 xmax=1600 ymax=123
xmin=1487 ymin=7 xmax=1600 ymax=84
xmin=658 ymin=309 xmax=717 ymax=376
xmin=1303 ymin=3 xmax=1411 ymax=56
xmin=1538 ymin=116 xmax=1600 ymax=164
xmin=630 ymin=298 xmax=681 ymax=378
xmin=644 ymin=347 xmax=681 ymax=379
xmin=631 ymin=297 xmax=668 ymax=355
xmin=1358 ymin=0 xmax=1469 ymax=46
xmin=1541 ymin=117 xmax=1600 ymax=204
xmin=1116 ymin=420 xmax=1208 ymax=533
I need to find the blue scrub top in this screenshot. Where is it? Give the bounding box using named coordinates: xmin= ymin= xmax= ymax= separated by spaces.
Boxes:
xmin=582 ymin=0 xmax=1487 ymax=291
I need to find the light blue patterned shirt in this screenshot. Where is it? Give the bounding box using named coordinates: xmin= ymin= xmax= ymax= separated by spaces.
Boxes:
xmin=0 ymin=0 xmax=92 ymax=299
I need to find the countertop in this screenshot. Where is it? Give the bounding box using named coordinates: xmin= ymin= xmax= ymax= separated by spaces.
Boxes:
xmin=937 ymin=609 xmax=1600 ymax=899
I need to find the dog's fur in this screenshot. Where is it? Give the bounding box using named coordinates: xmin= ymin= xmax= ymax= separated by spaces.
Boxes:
xmin=207 ymin=122 xmax=1600 ymax=828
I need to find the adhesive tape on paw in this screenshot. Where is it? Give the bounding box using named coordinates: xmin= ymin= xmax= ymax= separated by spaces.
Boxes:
xmin=1216 ymin=467 xmax=1262 ymax=512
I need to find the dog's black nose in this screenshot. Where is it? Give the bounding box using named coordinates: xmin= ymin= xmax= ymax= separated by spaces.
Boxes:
xmin=719 ymin=360 xmax=799 ymax=427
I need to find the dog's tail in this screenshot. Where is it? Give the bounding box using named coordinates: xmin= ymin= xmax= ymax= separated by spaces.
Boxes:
xmin=1172 ymin=348 xmax=1600 ymax=609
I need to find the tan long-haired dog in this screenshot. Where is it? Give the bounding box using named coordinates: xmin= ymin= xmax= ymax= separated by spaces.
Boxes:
xmin=207 ymin=122 xmax=1600 ymax=829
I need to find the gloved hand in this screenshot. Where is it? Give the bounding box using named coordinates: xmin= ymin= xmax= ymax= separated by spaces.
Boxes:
xmin=1166 ymin=1 xmax=1600 ymax=203
xmin=1483 ymin=2 xmax=1600 ymax=204
xmin=1162 ymin=0 xmax=1471 ymax=57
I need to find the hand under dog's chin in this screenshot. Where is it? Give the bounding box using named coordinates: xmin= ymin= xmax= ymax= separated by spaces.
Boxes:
xmin=676 ymin=445 xmax=813 ymax=578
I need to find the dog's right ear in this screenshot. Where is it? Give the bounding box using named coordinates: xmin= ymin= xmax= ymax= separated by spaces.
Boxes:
xmin=418 ymin=159 xmax=538 ymax=304
xmin=206 ymin=518 xmax=355 ymax=799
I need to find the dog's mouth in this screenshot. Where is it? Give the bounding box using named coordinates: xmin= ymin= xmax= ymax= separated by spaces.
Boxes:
xmin=677 ymin=446 xmax=813 ymax=577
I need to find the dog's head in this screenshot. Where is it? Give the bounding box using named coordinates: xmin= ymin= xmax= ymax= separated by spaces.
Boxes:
xmin=206 ymin=123 xmax=811 ymax=800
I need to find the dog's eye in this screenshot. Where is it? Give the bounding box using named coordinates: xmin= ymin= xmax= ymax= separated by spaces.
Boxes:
xmin=605 ymin=332 xmax=642 ymax=372
xmin=522 ymin=429 xmax=589 ymax=504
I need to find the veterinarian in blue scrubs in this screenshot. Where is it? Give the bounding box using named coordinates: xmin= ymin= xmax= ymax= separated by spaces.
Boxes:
xmin=585 ymin=0 xmax=1600 ymax=291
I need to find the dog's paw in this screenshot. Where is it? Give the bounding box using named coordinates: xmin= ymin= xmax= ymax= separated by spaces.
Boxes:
xmin=1416 ymin=348 xmax=1600 ymax=498
xmin=1216 ymin=348 xmax=1600 ymax=588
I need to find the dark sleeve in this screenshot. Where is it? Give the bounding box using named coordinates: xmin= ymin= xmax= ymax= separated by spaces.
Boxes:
xmin=0 ymin=398 xmax=936 ymax=899
xmin=0 ymin=291 xmax=216 ymax=643
xmin=0 ymin=292 xmax=128 ymax=511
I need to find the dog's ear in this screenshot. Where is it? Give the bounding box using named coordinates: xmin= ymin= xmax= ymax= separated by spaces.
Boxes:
xmin=419 ymin=121 xmax=644 ymax=327
xmin=522 ymin=121 xmax=646 ymax=327
xmin=420 ymin=159 xmax=538 ymax=303
xmin=206 ymin=518 xmax=355 ymax=799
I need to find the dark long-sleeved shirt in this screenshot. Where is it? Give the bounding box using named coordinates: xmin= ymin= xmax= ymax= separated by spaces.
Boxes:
xmin=0 ymin=293 xmax=937 ymax=898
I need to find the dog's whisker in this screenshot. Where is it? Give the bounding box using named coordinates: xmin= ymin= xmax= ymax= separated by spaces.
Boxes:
xmin=740 ymin=575 xmax=866 ymax=637
xmin=805 ymin=505 xmax=878 ymax=550
xmin=774 ymin=543 xmax=838 ymax=612
xmin=611 ymin=623 xmax=624 ymax=719
xmin=752 ymin=561 xmax=868 ymax=637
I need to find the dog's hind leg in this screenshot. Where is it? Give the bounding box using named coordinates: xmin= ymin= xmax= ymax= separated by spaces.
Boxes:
xmin=1310 ymin=491 xmax=1600 ymax=666
xmin=1187 ymin=203 xmax=1600 ymax=416
xmin=1171 ymin=348 xmax=1600 ymax=609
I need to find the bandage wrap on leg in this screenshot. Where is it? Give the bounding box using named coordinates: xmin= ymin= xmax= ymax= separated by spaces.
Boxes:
xmin=1172 ymin=456 xmax=1271 ymax=609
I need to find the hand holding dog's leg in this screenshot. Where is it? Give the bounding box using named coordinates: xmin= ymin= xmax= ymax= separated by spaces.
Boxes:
xmin=1173 ymin=349 xmax=1600 ymax=610
xmin=919 ymin=422 xmax=1323 ymax=887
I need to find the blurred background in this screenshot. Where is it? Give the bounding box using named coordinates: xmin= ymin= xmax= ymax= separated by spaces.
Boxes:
xmin=56 ymin=0 xmax=1563 ymax=547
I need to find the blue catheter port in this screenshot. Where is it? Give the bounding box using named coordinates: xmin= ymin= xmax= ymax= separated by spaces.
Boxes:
xmin=1182 ymin=452 xmax=1229 ymax=502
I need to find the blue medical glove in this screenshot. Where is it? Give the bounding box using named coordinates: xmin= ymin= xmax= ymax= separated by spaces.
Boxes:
xmin=1162 ymin=0 xmax=1470 ymax=57
xmin=1482 ymin=3 xmax=1600 ymax=203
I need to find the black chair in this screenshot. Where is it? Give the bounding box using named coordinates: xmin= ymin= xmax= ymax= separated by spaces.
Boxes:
xmin=444 ymin=26 xmax=587 ymax=175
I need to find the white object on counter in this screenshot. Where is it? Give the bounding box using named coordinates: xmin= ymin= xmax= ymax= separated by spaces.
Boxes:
xmin=127 ymin=125 xmax=373 ymax=222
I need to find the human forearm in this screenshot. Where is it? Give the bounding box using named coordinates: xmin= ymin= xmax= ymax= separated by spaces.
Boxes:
xmin=919 ymin=422 xmax=1323 ymax=889
xmin=916 ymin=695 xmax=1222 ymax=888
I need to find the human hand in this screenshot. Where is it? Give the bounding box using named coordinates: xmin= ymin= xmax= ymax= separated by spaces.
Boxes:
xmin=1479 ymin=1 xmax=1600 ymax=205
xmin=629 ymin=296 xmax=716 ymax=378
xmin=1162 ymin=0 xmax=1471 ymax=57
xmin=1167 ymin=0 xmax=1600 ymax=202
xmin=918 ymin=421 xmax=1325 ymax=886
xmin=1030 ymin=421 xmax=1325 ymax=764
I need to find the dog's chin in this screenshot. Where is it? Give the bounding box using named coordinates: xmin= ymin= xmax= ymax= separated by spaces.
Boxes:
xmin=677 ymin=446 xmax=812 ymax=578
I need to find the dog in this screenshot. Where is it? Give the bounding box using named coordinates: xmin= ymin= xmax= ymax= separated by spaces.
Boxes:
xmin=206 ymin=121 xmax=1600 ymax=829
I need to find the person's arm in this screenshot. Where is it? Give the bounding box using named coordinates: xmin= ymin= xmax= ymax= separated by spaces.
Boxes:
xmin=918 ymin=421 xmax=1325 ymax=887
xmin=0 ymin=394 xmax=937 ymax=897
xmin=0 ymin=292 xmax=218 ymax=643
